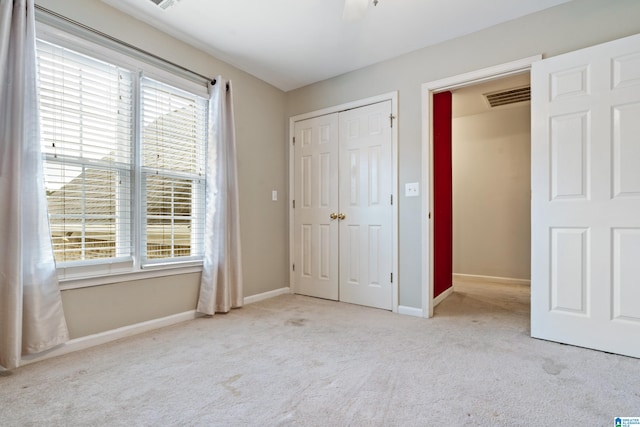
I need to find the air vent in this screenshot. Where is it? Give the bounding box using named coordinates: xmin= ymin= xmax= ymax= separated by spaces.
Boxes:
xmin=149 ymin=0 xmax=182 ymax=10
xmin=484 ymin=85 xmax=530 ymax=108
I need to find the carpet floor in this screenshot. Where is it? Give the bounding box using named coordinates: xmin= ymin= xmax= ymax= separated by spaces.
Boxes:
xmin=1 ymin=281 xmax=638 ymax=426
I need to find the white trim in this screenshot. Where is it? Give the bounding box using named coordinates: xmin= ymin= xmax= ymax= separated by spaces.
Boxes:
xmin=433 ymin=286 xmax=453 ymax=308
xmin=433 ymin=286 xmax=454 ymax=307
xmin=288 ymin=114 xmax=296 ymax=302
xmin=423 ymin=56 xmax=542 ymax=93
xmin=398 ymin=305 xmax=424 ymax=317
xmin=21 ymin=286 xmax=291 ymax=367
xmin=289 ymin=93 xmax=395 ymax=123
xmin=20 ymin=310 xmax=200 ymax=366
xmin=453 ymin=273 xmax=530 ymax=286
xmin=420 ymin=55 xmax=541 ymax=319
xmin=243 ymin=287 xmax=291 ymax=305
xmin=289 ymin=92 xmax=399 ymax=313
xmin=59 ymin=265 xmax=203 ymax=290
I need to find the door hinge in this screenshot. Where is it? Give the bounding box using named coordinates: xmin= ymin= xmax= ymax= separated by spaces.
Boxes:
xmin=390 ymin=194 xmax=393 ymax=205
xmin=389 ymin=114 xmax=396 ymax=128
xmin=428 ymin=212 xmax=431 ymax=219
xmin=293 ymin=200 xmax=295 ymax=209
xmin=292 ymin=136 xmax=296 ymax=145
xmin=293 ymin=263 xmax=295 ymax=271
xmin=390 ymin=272 xmax=393 ymax=283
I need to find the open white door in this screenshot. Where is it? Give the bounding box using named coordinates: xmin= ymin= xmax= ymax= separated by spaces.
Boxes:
xmin=531 ymin=33 xmax=640 ymax=358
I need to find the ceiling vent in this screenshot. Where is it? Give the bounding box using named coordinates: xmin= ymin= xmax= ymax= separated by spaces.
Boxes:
xmin=484 ymin=85 xmax=530 ymax=108
xmin=149 ymin=0 xmax=182 ymax=10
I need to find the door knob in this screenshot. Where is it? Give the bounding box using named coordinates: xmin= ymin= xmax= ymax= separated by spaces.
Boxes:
xmin=330 ymin=213 xmax=338 ymax=220
xmin=337 ymin=213 xmax=346 ymax=220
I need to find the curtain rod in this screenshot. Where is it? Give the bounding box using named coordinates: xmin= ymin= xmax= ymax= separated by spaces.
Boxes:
xmin=210 ymin=79 xmax=229 ymax=91
xmin=34 ymin=4 xmax=214 ymax=85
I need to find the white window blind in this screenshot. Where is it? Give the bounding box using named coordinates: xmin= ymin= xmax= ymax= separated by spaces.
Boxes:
xmin=140 ymin=77 xmax=206 ymax=263
xmin=36 ymin=37 xmax=209 ymax=274
xmin=37 ymin=39 xmax=133 ymax=264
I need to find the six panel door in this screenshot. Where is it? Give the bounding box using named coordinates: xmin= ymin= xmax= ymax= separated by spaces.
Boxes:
xmin=531 ymin=33 xmax=640 ymax=358
xmin=293 ymin=114 xmax=340 ymax=300
xmin=338 ymin=101 xmax=393 ymax=310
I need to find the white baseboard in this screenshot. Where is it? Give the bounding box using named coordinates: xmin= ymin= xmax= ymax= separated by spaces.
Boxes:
xmin=21 ymin=310 xmax=199 ymax=367
xmin=453 ymin=273 xmax=530 ymax=286
xmin=433 ymin=286 xmax=454 ymax=307
xmin=398 ymin=305 xmax=424 ymax=317
xmin=20 ymin=287 xmax=291 ymax=368
xmin=243 ymin=287 xmax=290 ymax=305
xmin=399 ymin=286 xmax=454 ymax=317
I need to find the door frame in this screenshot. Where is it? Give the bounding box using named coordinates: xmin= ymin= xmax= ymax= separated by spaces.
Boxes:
xmin=420 ymin=56 xmax=541 ymax=318
xmin=289 ymin=92 xmax=399 ymax=312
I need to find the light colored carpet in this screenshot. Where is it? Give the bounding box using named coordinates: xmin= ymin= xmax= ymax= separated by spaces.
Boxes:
xmin=1 ymin=281 xmax=638 ymax=426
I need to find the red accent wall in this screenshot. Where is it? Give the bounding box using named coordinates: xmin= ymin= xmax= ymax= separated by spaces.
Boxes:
xmin=433 ymin=91 xmax=453 ymax=298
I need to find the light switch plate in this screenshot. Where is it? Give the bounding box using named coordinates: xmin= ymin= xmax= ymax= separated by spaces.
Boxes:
xmin=405 ymin=182 xmax=419 ymax=197
xmin=272 ymin=190 xmax=278 ymax=201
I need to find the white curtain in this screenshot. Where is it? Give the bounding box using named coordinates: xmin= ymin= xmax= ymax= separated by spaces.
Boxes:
xmin=0 ymin=0 xmax=69 ymax=370
xmin=197 ymin=76 xmax=243 ymax=315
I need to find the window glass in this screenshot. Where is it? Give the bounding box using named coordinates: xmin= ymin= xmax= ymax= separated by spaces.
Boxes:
xmin=36 ymin=39 xmax=207 ymax=271
xmin=140 ymin=77 xmax=206 ymax=263
xmin=38 ymin=40 xmax=133 ymax=263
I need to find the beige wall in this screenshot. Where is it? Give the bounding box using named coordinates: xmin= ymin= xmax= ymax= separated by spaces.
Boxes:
xmin=286 ymin=0 xmax=640 ymax=308
xmin=62 ymin=273 xmax=201 ymax=338
xmin=452 ymin=105 xmax=531 ymax=280
xmin=35 ymin=0 xmax=289 ymax=338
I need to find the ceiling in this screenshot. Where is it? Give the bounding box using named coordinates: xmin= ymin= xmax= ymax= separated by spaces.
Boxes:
xmin=102 ymin=0 xmax=570 ymax=92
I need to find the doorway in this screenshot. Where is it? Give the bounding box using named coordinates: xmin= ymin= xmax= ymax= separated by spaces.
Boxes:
xmin=431 ymin=75 xmax=532 ymax=316
xmin=451 ymin=74 xmax=532 ymax=287
xmin=421 ymin=56 xmax=541 ymax=317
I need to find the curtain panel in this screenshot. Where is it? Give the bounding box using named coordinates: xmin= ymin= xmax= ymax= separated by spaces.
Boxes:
xmin=197 ymin=76 xmax=243 ymax=315
xmin=0 ymin=0 xmax=69 ymax=370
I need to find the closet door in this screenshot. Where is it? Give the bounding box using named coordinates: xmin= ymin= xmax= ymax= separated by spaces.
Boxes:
xmin=293 ymin=114 xmax=340 ymax=300
xmin=293 ymin=101 xmax=394 ymax=310
xmin=338 ymin=101 xmax=393 ymax=310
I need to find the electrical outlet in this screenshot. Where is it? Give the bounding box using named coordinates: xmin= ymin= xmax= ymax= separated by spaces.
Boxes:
xmin=272 ymin=190 xmax=278 ymax=201
xmin=405 ymin=182 xmax=419 ymax=197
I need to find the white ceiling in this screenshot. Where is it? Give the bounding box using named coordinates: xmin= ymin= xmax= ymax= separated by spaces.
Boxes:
xmin=102 ymin=0 xmax=570 ymax=92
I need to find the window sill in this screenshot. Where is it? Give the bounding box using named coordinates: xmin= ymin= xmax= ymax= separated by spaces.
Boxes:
xmin=58 ymin=262 xmax=203 ymax=290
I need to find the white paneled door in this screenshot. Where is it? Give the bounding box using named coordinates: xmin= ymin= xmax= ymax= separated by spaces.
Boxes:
xmin=531 ymin=33 xmax=640 ymax=358
xmin=293 ymin=101 xmax=393 ymax=310
xmin=293 ymin=113 xmax=340 ymax=301
xmin=338 ymin=103 xmax=393 ymax=309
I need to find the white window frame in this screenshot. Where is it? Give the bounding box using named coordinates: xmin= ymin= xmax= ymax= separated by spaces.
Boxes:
xmin=36 ymin=22 xmax=209 ymax=289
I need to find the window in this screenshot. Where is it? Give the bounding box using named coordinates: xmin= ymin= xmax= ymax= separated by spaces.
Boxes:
xmin=140 ymin=78 xmax=206 ymax=263
xmin=36 ymin=37 xmax=207 ymax=279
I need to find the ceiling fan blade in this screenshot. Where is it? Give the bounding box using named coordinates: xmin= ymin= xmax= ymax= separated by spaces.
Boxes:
xmin=343 ymin=0 xmax=369 ymax=21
